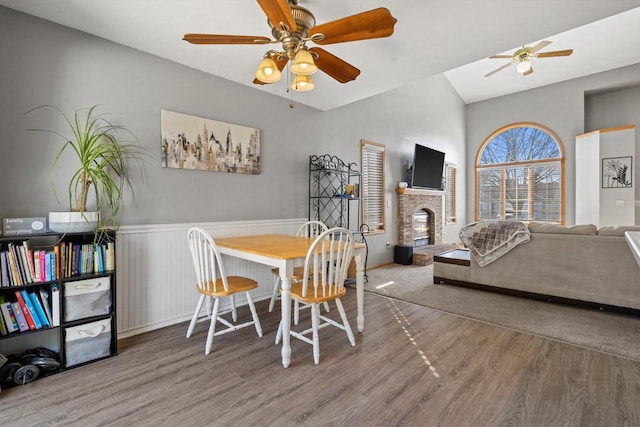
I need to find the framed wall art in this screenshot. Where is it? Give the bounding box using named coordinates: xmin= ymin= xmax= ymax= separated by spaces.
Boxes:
xmin=161 ymin=110 xmax=260 ymax=174
xmin=602 ymin=156 xmax=632 ymax=188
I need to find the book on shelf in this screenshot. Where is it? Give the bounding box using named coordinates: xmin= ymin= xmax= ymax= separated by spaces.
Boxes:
xmin=106 ymin=242 xmax=115 ymax=271
xmin=6 ymin=245 xmax=23 ymax=286
xmin=40 ymin=251 xmax=47 ymax=282
xmin=10 ymin=301 xmax=30 ymax=332
xmin=44 ymin=252 xmax=52 ymax=282
xmin=10 ymin=243 xmax=28 ymax=285
xmin=28 ymin=291 xmax=50 ymax=328
xmin=72 ymin=244 xmax=80 ymax=276
xmin=15 ymin=290 xmax=37 ymax=330
xmin=0 ymin=301 xmax=19 ymax=333
xmin=18 ymin=244 xmax=33 ymax=284
xmin=21 ymin=240 xmax=37 ymax=283
xmin=39 ymin=287 xmax=55 ymax=327
xmin=1 ymin=251 xmax=9 ymax=287
xmin=0 ymin=307 xmax=6 ymax=335
xmin=54 ymin=244 xmax=60 ymax=281
xmin=33 ymin=250 xmax=41 ymax=282
xmin=50 ymin=284 xmax=60 ymax=327
xmin=21 ymin=289 xmax=43 ymax=329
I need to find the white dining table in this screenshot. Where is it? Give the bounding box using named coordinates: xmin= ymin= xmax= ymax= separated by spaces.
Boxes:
xmin=214 ymin=233 xmax=366 ymax=368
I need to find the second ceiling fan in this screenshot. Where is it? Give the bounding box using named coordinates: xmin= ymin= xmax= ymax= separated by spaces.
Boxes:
xmin=484 ymin=41 xmax=573 ymax=77
xmin=182 ymin=0 xmax=397 ymax=91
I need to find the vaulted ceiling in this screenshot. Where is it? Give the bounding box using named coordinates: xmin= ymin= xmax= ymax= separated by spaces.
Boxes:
xmin=1 ymin=0 xmax=639 ymax=110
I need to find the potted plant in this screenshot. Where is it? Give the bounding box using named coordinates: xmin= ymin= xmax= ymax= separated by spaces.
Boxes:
xmin=28 ymin=104 xmax=147 ymax=233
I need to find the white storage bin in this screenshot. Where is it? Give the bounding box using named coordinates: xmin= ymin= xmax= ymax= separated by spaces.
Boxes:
xmin=64 ymin=318 xmax=112 ymax=367
xmin=63 ymin=276 xmax=112 ymax=322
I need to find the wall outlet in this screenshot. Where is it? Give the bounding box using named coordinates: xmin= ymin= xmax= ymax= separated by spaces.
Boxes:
xmin=636 ymin=200 xmax=640 ymax=207
xmin=386 ymin=242 xmax=391 ymax=249
xmin=616 ymin=199 xmax=625 ymax=207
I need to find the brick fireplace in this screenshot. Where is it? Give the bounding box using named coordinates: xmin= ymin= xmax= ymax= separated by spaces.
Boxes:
xmin=397 ymin=188 xmax=444 ymax=246
xmin=397 ymin=188 xmax=455 ymax=265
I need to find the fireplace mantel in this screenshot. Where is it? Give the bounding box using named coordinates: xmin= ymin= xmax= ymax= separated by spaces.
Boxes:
xmin=397 ymin=187 xmax=445 ymax=196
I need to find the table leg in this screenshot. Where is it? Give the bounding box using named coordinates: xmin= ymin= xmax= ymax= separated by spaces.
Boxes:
xmin=280 ymin=274 xmax=292 ymax=368
xmin=355 ymin=254 xmax=364 ymax=332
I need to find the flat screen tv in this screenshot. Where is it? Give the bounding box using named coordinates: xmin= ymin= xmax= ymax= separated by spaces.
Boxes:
xmin=411 ymin=144 xmax=445 ymax=190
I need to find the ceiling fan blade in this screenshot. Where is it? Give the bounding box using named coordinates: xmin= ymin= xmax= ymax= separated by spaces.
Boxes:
xmin=488 ymin=54 xmax=513 ymax=59
xmin=528 ymin=40 xmax=552 ymax=54
xmin=310 ymin=8 xmax=397 ymax=45
xmin=536 ymin=49 xmax=573 ymax=58
xmin=523 ymin=66 xmax=534 ymax=76
xmin=484 ymin=62 xmax=513 ymax=77
xmin=252 ymin=55 xmax=288 ymax=85
xmin=309 ymin=47 xmax=360 ymax=83
xmin=183 ymin=34 xmax=271 ymax=45
xmin=256 ymin=0 xmax=297 ymax=32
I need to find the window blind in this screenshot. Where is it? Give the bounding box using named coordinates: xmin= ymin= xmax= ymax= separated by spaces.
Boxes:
xmin=445 ymin=164 xmax=457 ymax=224
xmin=361 ymin=141 xmax=385 ymax=231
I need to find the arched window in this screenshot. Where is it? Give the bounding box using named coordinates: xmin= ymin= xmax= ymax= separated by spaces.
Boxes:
xmin=476 ymin=123 xmax=564 ymax=223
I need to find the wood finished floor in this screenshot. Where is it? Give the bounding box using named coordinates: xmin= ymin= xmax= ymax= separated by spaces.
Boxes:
xmin=2 ymin=290 xmax=640 ymax=426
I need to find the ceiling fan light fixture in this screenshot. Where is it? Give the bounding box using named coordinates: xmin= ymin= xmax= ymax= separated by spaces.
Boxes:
xmin=517 ymin=60 xmax=532 ymax=74
xmin=255 ymin=57 xmax=281 ymax=83
xmin=291 ymin=74 xmax=314 ymax=92
xmin=290 ymin=49 xmax=318 ymax=75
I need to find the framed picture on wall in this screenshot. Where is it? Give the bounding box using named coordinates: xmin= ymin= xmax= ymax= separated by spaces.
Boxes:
xmin=602 ymin=156 xmax=632 ymax=188
xmin=160 ymin=110 xmax=260 ymax=174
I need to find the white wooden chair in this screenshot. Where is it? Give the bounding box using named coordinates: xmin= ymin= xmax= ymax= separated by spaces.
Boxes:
xmin=275 ymin=227 xmax=356 ymax=365
xmin=186 ymin=227 xmax=263 ymax=355
xmin=268 ymin=220 xmax=330 ymax=324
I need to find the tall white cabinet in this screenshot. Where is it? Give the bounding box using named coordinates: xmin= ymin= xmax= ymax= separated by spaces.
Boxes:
xmin=575 ymin=125 xmax=636 ymax=226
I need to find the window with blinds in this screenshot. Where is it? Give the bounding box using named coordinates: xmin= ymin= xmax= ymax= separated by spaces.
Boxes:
xmin=445 ymin=164 xmax=457 ymax=225
xmin=361 ymin=140 xmax=385 ymax=233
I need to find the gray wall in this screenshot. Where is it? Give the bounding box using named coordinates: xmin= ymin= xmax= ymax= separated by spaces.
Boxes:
xmin=322 ymin=76 xmax=467 ymax=264
xmin=0 ymin=7 xmax=467 ymax=267
xmin=465 ymin=63 xmax=640 ymax=225
xmin=586 ymin=85 xmax=640 ymax=221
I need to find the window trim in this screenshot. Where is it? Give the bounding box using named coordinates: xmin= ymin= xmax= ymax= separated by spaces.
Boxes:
xmin=361 ymin=139 xmax=385 ymax=235
xmin=474 ymin=122 xmax=565 ymax=224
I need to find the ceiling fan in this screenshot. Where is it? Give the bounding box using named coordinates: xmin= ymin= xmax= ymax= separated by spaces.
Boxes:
xmin=484 ymin=41 xmax=573 ymax=77
xmin=182 ymin=0 xmax=397 ymax=92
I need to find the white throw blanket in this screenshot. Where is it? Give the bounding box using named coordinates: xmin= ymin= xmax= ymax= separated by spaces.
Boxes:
xmin=459 ymin=221 xmax=530 ymax=266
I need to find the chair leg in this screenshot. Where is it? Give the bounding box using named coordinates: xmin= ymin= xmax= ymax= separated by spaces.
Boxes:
xmin=322 ymin=301 xmax=330 ymax=313
xmin=204 ymin=295 xmax=213 ymax=316
xmin=311 ymin=303 xmax=320 ymax=365
xmin=246 ymin=292 xmax=263 ymax=337
xmin=205 ymin=297 xmax=220 ymax=355
xmin=186 ymin=294 xmax=206 ymax=338
xmin=268 ymin=275 xmax=280 ymax=313
xmin=230 ymin=294 xmax=237 ymax=322
xmin=294 ymin=299 xmax=300 ymax=325
xmin=335 ymin=298 xmax=356 ymax=346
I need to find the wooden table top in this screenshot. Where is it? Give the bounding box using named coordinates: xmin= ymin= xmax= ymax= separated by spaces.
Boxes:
xmin=215 ymin=233 xmax=365 ymax=260
xmin=215 ymin=234 xmax=317 ymax=259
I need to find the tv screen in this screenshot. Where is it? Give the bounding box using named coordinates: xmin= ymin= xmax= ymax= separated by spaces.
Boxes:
xmin=411 ymin=144 xmax=445 ymax=190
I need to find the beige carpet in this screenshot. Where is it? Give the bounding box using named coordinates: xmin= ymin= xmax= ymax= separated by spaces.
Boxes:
xmin=362 ymin=263 xmax=640 ymax=361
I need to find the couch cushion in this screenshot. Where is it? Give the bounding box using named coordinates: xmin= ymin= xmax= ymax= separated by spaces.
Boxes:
xmin=597 ymin=225 xmax=640 ymax=236
xmin=527 ymin=222 xmax=597 ymax=235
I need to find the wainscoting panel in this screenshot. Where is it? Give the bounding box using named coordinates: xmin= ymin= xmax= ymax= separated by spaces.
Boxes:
xmin=116 ymin=219 xmax=306 ymax=338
